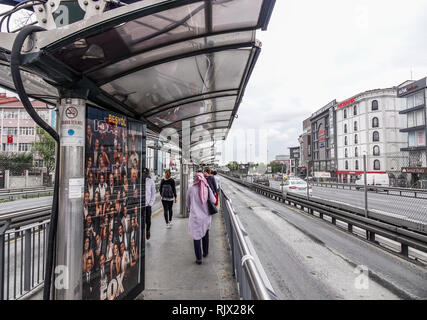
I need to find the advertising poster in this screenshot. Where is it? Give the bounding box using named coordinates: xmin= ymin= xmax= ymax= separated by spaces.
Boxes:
xmin=82 ymin=106 xmax=145 ymax=300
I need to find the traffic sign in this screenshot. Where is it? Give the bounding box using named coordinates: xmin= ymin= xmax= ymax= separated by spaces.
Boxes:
xmin=7 ymin=135 xmax=13 ymax=144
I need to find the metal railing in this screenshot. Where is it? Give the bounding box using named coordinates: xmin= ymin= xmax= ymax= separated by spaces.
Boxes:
xmin=312 ymin=181 xmax=427 ymax=199
xmin=221 ymin=173 xmax=427 ymax=261
xmin=0 ymin=187 xmax=54 ymax=201
xmin=1 ymin=218 xmax=49 ymax=300
xmin=220 ymin=189 xmax=277 ymax=300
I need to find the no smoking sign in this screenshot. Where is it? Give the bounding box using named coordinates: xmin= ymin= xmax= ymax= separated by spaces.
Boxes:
xmin=61 ymin=105 xmax=84 ymax=147
xmin=65 ymin=106 xmax=78 ymax=119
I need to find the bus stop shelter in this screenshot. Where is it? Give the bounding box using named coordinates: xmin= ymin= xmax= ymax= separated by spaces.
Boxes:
xmin=0 ymin=0 xmax=275 ymax=300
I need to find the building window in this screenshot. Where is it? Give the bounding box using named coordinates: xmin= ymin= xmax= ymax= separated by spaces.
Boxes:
xmin=354 ymin=134 xmax=358 ymax=144
xmin=355 ymin=160 xmax=359 ymax=170
xmin=345 ymin=148 xmax=348 ymax=158
xmin=406 ymin=92 xmax=425 ymax=109
xmin=37 ymin=110 xmax=49 ymax=120
xmin=344 ymin=136 xmax=348 ymax=145
xmin=408 ymin=110 xmax=425 ymax=127
xmin=344 ymin=109 xmax=347 ymax=119
xmin=4 ymin=111 xmax=18 ymax=119
xmin=20 ymin=127 xmax=35 ymax=136
xmin=18 ymin=143 xmax=32 ymax=152
xmin=408 ymin=131 xmax=426 ymax=147
xmin=34 ymin=160 xmax=45 ymax=168
xmin=372 ymin=117 xmax=379 ymax=128
xmin=2 ymin=127 xmax=18 ymax=135
xmin=2 ymin=143 xmax=17 ymax=152
xmin=372 ymin=100 xmax=379 ymax=111
xmin=344 ymin=124 xmax=347 ymax=133
xmin=20 ymin=112 xmax=32 ymax=120
xmin=354 ymin=121 xmax=358 ymax=131
xmin=373 ymin=145 xmax=380 ymax=156
xmin=374 ymin=160 xmax=380 ymax=170
xmin=373 ymin=131 xmax=379 ymax=142
xmin=345 ymin=160 xmax=349 ymax=170
xmin=354 ymin=105 xmax=357 ymax=116
xmin=355 ymin=147 xmax=359 ymax=157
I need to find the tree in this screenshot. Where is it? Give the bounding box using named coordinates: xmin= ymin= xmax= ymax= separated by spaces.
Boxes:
xmin=268 ymin=161 xmax=286 ymax=174
xmin=226 ymin=161 xmax=238 ymax=171
xmin=0 ymin=152 xmax=33 ymax=175
xmin=32 ymin=127 xmax=56 ymax=186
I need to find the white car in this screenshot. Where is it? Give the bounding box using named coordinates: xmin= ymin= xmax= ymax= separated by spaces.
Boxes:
xmin=280 ymin=179 xmax=312 ymax=196
xmin=355 ymin=173 xmax=389 ymax=190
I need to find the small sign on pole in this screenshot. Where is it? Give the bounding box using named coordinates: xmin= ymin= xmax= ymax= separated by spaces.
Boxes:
xmin=7 ymin=135 xmax=13 ymax=144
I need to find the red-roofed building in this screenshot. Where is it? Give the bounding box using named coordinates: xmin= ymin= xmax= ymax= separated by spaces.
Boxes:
xmin=0 ymin=93 xmax=55 ymax=165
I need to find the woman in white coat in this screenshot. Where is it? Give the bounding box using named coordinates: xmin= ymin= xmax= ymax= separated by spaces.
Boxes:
xmin=186 ymin=172 xmax=216 ymax=265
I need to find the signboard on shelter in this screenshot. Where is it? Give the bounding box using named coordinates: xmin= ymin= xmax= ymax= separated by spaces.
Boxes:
xmin=82 ymin=106 xmax=146 ymax=300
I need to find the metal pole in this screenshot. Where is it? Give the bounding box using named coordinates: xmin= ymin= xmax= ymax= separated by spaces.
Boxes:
xmin=363 ymin=154 xmax=368 ymax=218
xmin=306 ymin=165 xmax=310 ymax=200
xmin=281 ymin=163 xmax=284 ymax=194
xmin=0 ymin=220 xmax=10 ymax=300
xmin=24 ymin=229 xmax=31 ymax=291
xmin=179 ymin=158 xmax=189 ymax=218
xmin=55 ymin=97 xmax=86 ymax=300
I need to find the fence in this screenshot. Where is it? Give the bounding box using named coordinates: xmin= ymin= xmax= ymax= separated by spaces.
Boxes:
xmin=1 ymin=219 xmax=49 ymax=300
xmin=0 ymin=187 xmax=54 ymax=201
xmin=220 ymin=189 xmax=277 ymax=300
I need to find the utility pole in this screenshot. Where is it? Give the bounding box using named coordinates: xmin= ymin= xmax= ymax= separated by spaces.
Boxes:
xmin=281 ymin=162 xmax=284 ymax=194
xmin=363 ymin=154 xmax=368 ymax=218
xmin=306 ymin=164 xmax=310 ymax=200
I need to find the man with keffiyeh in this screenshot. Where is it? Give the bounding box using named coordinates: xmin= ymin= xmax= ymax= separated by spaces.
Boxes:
xmin=186 ymin=172 xmax=217 ymax=265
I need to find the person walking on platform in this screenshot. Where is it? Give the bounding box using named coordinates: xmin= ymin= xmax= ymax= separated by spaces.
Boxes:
xmin=203 ymin=167 xmax=218 ymax=199
xmin=160 ymin=169 xmax=177 ymax=229
xmin=143 ymin=168 xmax=156 ymax=240
xmin=186 ymin=172 xmax=216 ymax=265
xmin=212 ymin=170 xmax=220 ymax=206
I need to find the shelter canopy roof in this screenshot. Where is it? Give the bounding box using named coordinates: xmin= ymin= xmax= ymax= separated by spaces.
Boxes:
xmin=0 ymin=0 xmax=275 ymax=149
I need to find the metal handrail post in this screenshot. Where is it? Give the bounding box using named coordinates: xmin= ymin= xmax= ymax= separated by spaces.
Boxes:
xmin=0 ymin=220 xmax=11 ymax=300
xmin=24 ymin=229 xmax=32 ymax=291
xmin=222 ymin=192 xmax=272 ymax=300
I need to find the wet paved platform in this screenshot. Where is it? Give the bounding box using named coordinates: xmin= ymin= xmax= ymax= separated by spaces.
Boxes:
xmin=26 ymin=192 xmax=238 ymax=300
xmin=138 ymin=197 xmax=238 ymax=300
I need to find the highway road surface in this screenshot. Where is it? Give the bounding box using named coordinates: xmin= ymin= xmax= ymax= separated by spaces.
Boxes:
xmin=222 ymin=177 xmax=427 ymax=300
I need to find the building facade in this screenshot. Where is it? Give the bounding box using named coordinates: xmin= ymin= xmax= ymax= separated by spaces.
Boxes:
xmin=300 ymin=117 xmax=312 ymax=176
xmin=288 ymin=146 xmax=300 ymax=175
xmin=397 ymin=77 xmax=427 ymax=187
xmin=0 ymin=94 xmax=54 ymax=164
xmin=310 ymin=100 xmax=337 ymax=179
xmin=335 ymin=88 xmax=407 ymax=184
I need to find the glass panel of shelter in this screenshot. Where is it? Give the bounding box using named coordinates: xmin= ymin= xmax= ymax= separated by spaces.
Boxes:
xmin=86 ymin=31 xmax=255 ymax=83
xmin=49 ymin=0 xmax=263 ymax=74
xmin=100 ymin=49 xmax=252 ymax=114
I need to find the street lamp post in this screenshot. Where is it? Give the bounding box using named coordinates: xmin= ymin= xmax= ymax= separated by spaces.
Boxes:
xmin=306 ymin=165 xmax=310 ymax=200
xmin=363 ymin=154 xmax=368 ymax=218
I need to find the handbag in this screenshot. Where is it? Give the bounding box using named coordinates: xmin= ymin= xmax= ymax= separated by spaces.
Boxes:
xmin=207 ymin=198 xmax=218 ymax=215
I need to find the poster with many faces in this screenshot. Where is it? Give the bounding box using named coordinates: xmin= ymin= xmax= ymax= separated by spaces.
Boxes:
xmin=83 ymin=106 xmax=145 ymax=300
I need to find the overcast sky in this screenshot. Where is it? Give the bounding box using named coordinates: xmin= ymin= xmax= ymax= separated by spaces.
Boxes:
xmin=222 ymin=0 xmax=427 ymax=164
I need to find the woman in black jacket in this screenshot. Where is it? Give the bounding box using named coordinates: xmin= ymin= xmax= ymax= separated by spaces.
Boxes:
xmin=160 ymin=169 xmax=177 ymax=228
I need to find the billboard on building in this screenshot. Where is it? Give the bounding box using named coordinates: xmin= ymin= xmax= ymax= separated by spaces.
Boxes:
xmin=83 ymin=106 xmax=146 ymax=300
xmin=314 ymin=172 xmax=331 ymax=178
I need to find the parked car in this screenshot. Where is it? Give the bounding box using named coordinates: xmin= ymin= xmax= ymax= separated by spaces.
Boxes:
xmin=280 ymin=178 xmax=312 ymax=196
xmin=355 ymin=173 xmax=389 ymax=190
xmin=254 ymin=176 xmax=270 ymax=187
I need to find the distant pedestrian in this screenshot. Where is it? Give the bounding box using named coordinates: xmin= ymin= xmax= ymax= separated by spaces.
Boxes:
xmin=143 ymin=168 xmax=156 ymax=240
xmin=204 ymin=167 xmax=218 ymax=200
xmin=160 ymin=169 xmax=177 ymax=229
xmin=186 ymin=172 xmax=216 ymax=265
xmin=212 ymin=170 xmax=220 ymax=206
